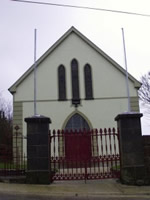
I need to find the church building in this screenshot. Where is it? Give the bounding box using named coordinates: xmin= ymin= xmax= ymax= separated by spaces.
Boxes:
xmin=9 ymin=26 xmax=141 ymax=136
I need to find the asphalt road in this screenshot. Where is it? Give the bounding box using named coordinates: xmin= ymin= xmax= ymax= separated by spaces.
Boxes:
xmin=0 ymin=179 xmax=150 ymax=200
xmin=0 ymin=193 xmax=150 ymax=200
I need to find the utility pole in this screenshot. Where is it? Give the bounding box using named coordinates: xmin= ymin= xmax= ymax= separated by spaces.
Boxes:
xmin=34 ymin=29 xmax=37 ymax=115
xmin=121 ymin=28 xmax=131 ymax=113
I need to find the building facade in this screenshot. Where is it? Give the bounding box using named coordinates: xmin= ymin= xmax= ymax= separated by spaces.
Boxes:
xmin=9 ymin=27 xmax=141 ymax=138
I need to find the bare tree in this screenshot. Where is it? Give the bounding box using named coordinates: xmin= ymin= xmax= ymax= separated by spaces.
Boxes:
xmin=0 ymin=93 xmax=12 ymax=120
xmin=0 ymin=93 xmax=13 ymax=158
xmin=138 ymin=72 xmax=150 ymax=104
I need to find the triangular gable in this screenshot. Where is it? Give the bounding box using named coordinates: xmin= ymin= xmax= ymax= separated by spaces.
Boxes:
xmin=8 ymin=26 xmax=141 ymax=94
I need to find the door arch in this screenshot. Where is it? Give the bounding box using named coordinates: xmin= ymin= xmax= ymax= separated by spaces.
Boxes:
xmin=64 ymin=113 xmax=91 ymax=161
xmin=65 ymin=113 xmax=90 ymax=131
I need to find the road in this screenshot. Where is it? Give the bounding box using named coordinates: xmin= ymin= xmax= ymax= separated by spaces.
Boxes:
xmin=0 ymin=193 xmax=150 ymax=200
xmin=0 ymin=179 xmax=150 ymax=200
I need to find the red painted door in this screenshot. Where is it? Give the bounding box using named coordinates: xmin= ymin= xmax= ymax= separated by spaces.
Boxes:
xmin=65 ymin=130 xmax=91 ymax=162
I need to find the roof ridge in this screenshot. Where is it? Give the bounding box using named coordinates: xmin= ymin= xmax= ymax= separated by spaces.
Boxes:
xmin=8 ymin=26 xmax=141 ymax=94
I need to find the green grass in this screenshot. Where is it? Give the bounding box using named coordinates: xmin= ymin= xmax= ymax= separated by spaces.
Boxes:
xmin=111 ymin=165 xmax=120 ymax=171
xmin=0 ymin=161 xmax=27 ymax=169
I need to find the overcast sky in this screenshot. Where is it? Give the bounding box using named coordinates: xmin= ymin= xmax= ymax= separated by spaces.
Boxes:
xmin=1 ymin=0 xmax=150 ymax=133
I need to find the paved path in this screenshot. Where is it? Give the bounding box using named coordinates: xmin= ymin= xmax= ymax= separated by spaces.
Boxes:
xmin=0 ymin=179 xmax=150 ymax=199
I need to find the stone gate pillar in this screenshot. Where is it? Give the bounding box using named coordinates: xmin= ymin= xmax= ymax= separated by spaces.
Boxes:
xmin=25 ymin=115 xmax=51 ymax=184
xmin=115 ymin=113 xmax=145 ymax=185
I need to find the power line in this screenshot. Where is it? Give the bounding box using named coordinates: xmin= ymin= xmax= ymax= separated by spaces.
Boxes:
xmin=11 ymin=0 xmax=150 ymax=17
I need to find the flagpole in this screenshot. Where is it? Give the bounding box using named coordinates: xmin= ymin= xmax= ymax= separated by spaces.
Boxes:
xmin=34 ymin=28 xmax=37 ymax=115
xmin=121 ymin=28 xmax=131 ymax=113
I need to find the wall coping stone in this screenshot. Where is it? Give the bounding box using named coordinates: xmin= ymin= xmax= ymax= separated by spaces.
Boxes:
xmin=25 ymin=115 xmax=51 ymax=123
xmin=115 ymin=112 xmax=143 ymax=121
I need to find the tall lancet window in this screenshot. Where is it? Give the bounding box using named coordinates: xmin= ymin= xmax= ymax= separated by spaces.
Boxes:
xmin=84 ymin=64 xmax=93 ymax=99
xmin=71 ymin=59 xmax=80 ymax=106
xmin=58 ymin=65 xmax=66 ymax=100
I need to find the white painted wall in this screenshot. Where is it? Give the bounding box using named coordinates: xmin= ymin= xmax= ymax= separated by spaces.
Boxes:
xmin=15 ymin=32 xmax=137 ymax=101
xmin=22 ymin=98 xmax=128 ymax=136
xmin=14 ymin=32 xmax=138 ymax=139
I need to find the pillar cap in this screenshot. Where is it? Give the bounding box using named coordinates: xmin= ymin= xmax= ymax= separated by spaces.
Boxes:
xmin=25 ymin=115 xmax=51 ymax=123
xmin=115 ymin=112 xmax=143 ymax=121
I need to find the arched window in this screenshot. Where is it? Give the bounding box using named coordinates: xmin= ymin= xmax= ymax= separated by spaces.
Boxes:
xmin=65 ymin=113 xmax=90 ymax=131
xmin=71 ymin=59 xmax=80 ymax=105
xmin=84 ymin=64 xmax=93 ymax=99
xmin=58 ymin=65 xmax=66 ymax=100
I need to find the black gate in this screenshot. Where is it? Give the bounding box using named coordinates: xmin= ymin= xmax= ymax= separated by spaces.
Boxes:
xmin=50 ymin=128 xmax=120 ymax=181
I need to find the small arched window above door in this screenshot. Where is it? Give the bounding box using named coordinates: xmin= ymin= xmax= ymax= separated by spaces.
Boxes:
xmin=65 ymin=113 xmax=90 ymax=131
xmin=58 ymin=65 xmax=66 ymax=100
xmin=84 ymin=64 xmax=93 ymax=100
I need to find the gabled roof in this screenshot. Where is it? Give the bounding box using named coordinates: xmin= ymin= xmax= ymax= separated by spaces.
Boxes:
xmin=9 ymin=26 xmax=141 ymax=94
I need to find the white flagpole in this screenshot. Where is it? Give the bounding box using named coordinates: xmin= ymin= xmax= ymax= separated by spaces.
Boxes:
xmin=121 ymin=28 xmax=131 ymax=113
xmin=34 ymin=29 xmax=37 ymax=116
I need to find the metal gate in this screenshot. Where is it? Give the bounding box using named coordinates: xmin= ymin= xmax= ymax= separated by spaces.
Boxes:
xmin=50 ymin=128 xmax=120 ymax=181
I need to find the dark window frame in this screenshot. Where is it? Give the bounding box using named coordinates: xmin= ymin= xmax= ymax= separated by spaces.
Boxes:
xmin=58 ymin=64 xmax=66 ymax=101
xmin=71 ymin=59 xmax=80 ymax=106
xmin=84 ymin=64 xmax=93 ymax=100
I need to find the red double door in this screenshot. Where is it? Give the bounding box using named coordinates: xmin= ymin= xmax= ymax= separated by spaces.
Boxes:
xmin=65 ymin=130 xmax=91 ymax=162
